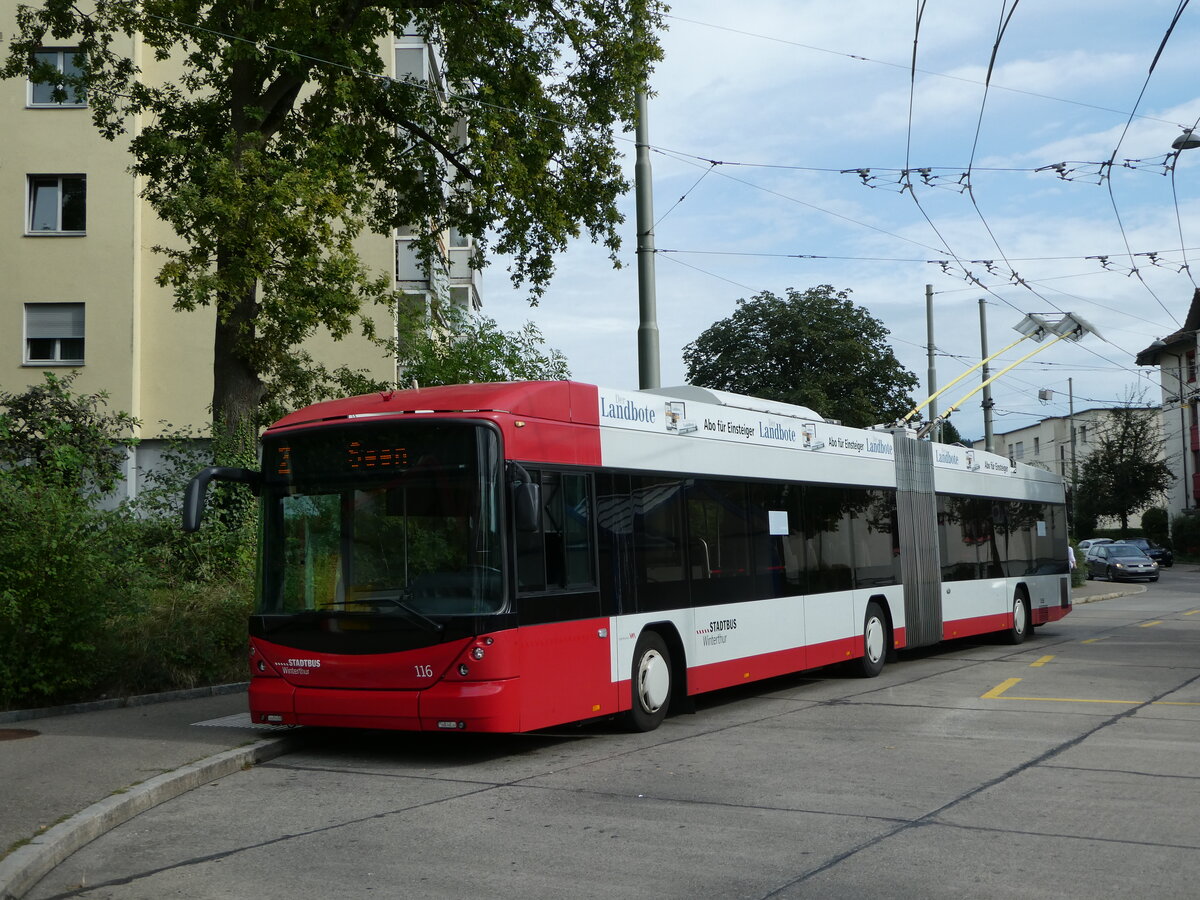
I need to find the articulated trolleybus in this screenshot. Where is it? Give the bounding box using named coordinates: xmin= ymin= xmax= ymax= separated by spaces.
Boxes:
xmin=183 ymin=381 xmax=1070 ymax=733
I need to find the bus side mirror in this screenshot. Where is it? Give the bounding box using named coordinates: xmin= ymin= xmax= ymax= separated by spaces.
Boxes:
xmin=508 ymin=464 xmax=540 ymax=533
xmin=182 ymin=466 xmax=261 ymax=532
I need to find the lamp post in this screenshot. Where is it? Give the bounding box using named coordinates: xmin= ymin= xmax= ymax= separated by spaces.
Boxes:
xmin=1171 ymin=128 xmax=1199 ymax=514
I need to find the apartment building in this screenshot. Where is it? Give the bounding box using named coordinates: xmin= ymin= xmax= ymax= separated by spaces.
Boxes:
xmin=972 ymin=408 xmax=1130 ymax=480
xmin=970 ymin=405 xmax=1166 ymax=529
xmin=1 ymin=16 xmax=481 ymax=500
xmin=1135 ymin=287 xmax=1200 ymax=520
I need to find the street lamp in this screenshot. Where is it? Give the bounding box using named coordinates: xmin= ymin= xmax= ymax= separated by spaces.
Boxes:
xmin=1172 ymin=128 xmax=1200 ymax=151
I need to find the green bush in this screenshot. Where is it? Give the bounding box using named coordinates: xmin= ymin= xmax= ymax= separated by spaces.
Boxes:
xmin=0 ymin=475 xmax=117 ymax=706
xmin=1142 ymin=507 xmax=1169 ymax=546
xmin=1 ymin=379 xmax=255 ymax=710
xmin=99 ymin=581 xmax=251 ymax=696
xmin=0 ymin=469 xmax=254 ymax=709
xmin=1069 ymin=541 xmax=1086 ymax=587
xmin=1171 ymin=514 xmax=1200 ymax=558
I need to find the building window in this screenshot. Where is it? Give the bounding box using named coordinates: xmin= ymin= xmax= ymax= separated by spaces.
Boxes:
xmin=28 ymin=48 xmax=86 ymax=107
xmin=28 ymin=175 xmax=86 ymax=234
xmin=24 ymin=303 xmax=85 ymax=364
xmin=1188 ymin=350 xmax=1196 ymax=384
xmin=1014 ymin=441 xmax=1024 ymax=459
xmin=395 ymin=46 xmax=426 ymax=81
xmin=1033 ymin=437 xmax=1040 ymax=455
xmin=1079 ymin=425 xmax=1087 ymax=443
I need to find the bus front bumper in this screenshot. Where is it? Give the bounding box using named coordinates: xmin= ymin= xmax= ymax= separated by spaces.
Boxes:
xmin=248 ymin=676 xmax=523 ymax=732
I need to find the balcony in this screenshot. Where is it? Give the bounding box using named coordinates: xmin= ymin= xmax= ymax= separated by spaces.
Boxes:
xmin=395 ymin=238 xmax=448 ymax=298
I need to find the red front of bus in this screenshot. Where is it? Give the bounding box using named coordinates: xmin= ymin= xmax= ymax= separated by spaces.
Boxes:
xmin=248 ymin=416 xmax=528 ymax=731
xmin=248 ymin=404 xmax=613 ymax=732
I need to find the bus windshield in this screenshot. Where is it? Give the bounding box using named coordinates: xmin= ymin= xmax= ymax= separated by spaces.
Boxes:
xmin=259 ymin=421 xmax=504 ymax=619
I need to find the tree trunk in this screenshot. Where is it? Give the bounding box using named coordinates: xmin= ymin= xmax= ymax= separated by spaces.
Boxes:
xmin=212 ymin=282 xmax=265 ymax=464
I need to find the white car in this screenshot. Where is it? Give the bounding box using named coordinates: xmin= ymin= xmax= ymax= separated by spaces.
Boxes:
xmin=1077 ymin=537 xmax=1114 ymax=554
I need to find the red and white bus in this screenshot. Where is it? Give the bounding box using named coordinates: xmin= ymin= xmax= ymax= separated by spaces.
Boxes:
xmin=184 ymin=381 xmax=1070 ymax=733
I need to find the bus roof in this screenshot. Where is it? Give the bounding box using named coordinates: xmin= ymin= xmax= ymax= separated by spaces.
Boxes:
xmin=645 ymin=385 xmax=826 ymax=422
xmin=266 ymin=381 xmax=600 ymax=432
xmin=267 ymin=381 xmax=830 ymax=434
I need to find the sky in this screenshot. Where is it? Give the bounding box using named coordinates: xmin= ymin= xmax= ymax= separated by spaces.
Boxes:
xmin=482 ymin=0 xmax=1200 ymax=444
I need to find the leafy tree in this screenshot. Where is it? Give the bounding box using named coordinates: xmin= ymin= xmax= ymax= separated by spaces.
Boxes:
xmin=258 ymin=353 xmax=393 ymax=429
xmin=3 ymin=1 xmax=665 ymax=457
xmin=1073 ymin=398 xmax=1173 ymax=533
xmin=253 ymin=303 xmax=569 ymax=422
xmin=933 ymin=419 xmax=964 ymax=445
xmin=398 ymin=302 xmax=569 ymax=387
xmin=683 ymin=286 xmax=919 ymax=428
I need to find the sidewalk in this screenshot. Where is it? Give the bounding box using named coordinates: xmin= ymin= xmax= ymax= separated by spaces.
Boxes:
xmin=1070 ymin=577 xmax=1149 ymax=604
xmin=1069 ymin=561 xmax=1199 ymax=605
xmin=0 ymin=686 xmax=299 ymax=900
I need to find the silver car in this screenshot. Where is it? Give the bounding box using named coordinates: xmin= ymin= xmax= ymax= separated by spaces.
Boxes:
xmin=1085 ymin=543 xmax=1159 ymax=582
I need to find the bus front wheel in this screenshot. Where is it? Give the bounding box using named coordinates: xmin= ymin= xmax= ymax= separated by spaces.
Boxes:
xmin=859 ymin=601 xmax=887 ymax=678
xmin=626 ymin=631 xmax=672 ymax=732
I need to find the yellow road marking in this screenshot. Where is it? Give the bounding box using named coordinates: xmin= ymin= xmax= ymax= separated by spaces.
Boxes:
xmin=1030 ymin=655 xmax=1054 ymax=667
xmin=981 ymin=678 xmax=1022 ymax=699
xmin=1185 ymin=610 xmax=1200 ymax=616
xmin=1139 ymin=621 xmax=1163 ymax=628
xmin=982 ymin=679 xmax=1200 ymax=706
xmin=1081 ymin=637 xmax=1108 ymax=644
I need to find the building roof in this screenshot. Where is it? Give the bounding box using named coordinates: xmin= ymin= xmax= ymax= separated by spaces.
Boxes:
xmin=1135 ymin=287 xmax=1200 ymax=365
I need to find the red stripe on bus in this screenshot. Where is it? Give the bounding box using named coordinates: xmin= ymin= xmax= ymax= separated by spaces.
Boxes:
xmin=942 ymin=612 xmax=1011 ymax=641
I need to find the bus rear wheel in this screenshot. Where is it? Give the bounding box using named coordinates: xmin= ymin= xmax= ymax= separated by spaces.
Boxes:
xmin=626 ymin=631 xmax=672 ymax=732
xmin=859 ymin=601 xmax=887 ymax=678
xmin=1005 ymin=591 xmax=1030 ymax=645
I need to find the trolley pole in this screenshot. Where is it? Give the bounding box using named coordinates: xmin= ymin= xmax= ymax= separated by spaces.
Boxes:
xmin=635 ymin=91 xmax=660 ymax=390
xmin=980 ymin=299 xmax=995 ymax=453
xmin=926 ymin=284 xmax=938 ymax=441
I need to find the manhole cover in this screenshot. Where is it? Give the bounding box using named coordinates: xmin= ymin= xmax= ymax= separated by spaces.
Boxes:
xmin=0 ymin=728 xmax=40 ymax=741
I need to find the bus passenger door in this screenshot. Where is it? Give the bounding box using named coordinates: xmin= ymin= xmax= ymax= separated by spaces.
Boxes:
xmin=512 ymin=467 xmax=616 ymax=729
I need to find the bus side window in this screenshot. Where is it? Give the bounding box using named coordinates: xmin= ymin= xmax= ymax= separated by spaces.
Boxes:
xmin=850 ymin=489 xmax=899 ymax=588
xmin=541 ymin=471 xmax=566 ymax=586
xmin=515 ymin=468 xmax=596 ymax=592
xmin=516 ymin=469 xmax=546 ymax=591
xmin=561 ymin=473 xmax=594 ymax=586
xmin=803 ymin=485 xmax=854 ymax=592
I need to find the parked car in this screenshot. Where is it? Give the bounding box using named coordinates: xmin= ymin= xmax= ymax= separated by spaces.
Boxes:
xmin=1075 ymin=537 xmax=1113 ymax=568
xmin=1085 ymin=543 xmax=1159 ymax=582
xmin=1111 ymin=538 xmax=1173 ymax=568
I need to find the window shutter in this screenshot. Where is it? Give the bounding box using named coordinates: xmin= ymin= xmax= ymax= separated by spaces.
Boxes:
xmin=25 ymin=303 xmax=84 ymax=338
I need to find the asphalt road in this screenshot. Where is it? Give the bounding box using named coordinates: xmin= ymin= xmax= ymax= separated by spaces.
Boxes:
xmin=28 ymin=574 xmax=1200 ymax=900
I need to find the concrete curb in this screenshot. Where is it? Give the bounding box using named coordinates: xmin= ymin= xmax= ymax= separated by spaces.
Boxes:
xmin=0 ymin=683 xmax=250 ymax=726
xmin=1072 ymin=584 xmax=1148 ymax=604
xmin=0 ymin=734 xmax=299 ymax=900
